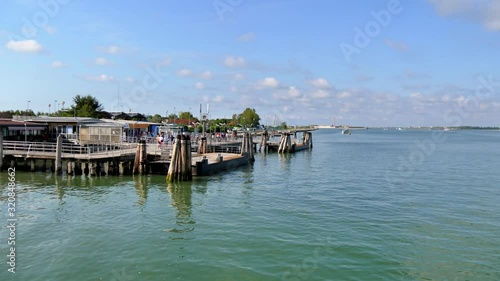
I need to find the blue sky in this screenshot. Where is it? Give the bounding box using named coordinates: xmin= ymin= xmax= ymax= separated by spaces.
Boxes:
xmin=1 ymin=0 xmax=499 ymax=126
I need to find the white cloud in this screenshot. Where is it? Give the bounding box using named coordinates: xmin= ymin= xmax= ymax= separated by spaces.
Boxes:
xmin=427 ymin=0 xmax=500 ymax=31
xmin=239 ymin=32 xmax=256 ymax=42
xmin=200 ymin=71 xmax=213 ymax=79
xmin=43 ymin=25 xmax=56 ymax=34
xmin=126 ymin=77 xmax=136 ymax=83
xmin=288 ymin=86 xmax=300 ymax=98
xmin=159 ymin=58 xmax=171 ymax=66
xmin=202 ymin=95 xmax=224 ymax=103
xmin=308 ymin=78 xmax=331 ymax=89
xmin=310 ymin=90 xmax=330 ymax=99
xmin=224 ymin=56 xmax=246 ymax=67
xmin=336 ymin=91 xmax=353 ymax=99
xmin=107 ymin=45 xmax=119 ymax=54
xmin=51 ymin=61 xmax=66 ymax=68
xmin=95 ymin=57 xmax=111 ymax=65
xmin=258 ymin=77 xmax=279 ymax=88
xmin=85 ymin=74 xmax=114 ymax=82
xmin=98 ymin=45 xmax=120 ymax=54
xmin=385 ymin=39 xmax=409 ymax=51
xmin=213 ymin=95 xmax=224 ymax=102
xmin=273 ymin=86 xmax=301 ymax=100
xmin=6 ymin=39 xmax=44 ymax=53
xmin=176 ymin=68 xmax=193 ymax=76
xmin=234 ymin=73 xmax=245 ymax=80
xmin=195 ymin=82 xmax=205 ymax=89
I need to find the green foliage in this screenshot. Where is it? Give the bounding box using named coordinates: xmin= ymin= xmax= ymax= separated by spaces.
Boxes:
xmin=178 ymin=111 xmax=196 ymax=120
xmin=148 ymin=114 xmax=163 ymax=123
xmin=0 ymin=110 xmax=34 ymax=118
xmin=67 ymin=95 xmax=105 ymax=118
xmin=281 ymin=122 xmax=288 ymax=130
xmin=238 ymin=108 xmax=260 ymax=128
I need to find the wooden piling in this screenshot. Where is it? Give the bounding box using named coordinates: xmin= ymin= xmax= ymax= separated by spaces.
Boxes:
xmin=89 ymin=162 xmax=96 ymax=176
xmin=198 ymin=137 xmax=207 ymax=154
xmin=55 ymin=134 xmax=62 ymax=175
xmin=260 ymin=130 xmax=268 ymax=153
xmin=119 ymin=161 xmax=125 ymax=175
xmin=167 ymin=134 xmax=192 ymax=181
xmin=0 ymin=129 xmax=3 ymax=171
xmin=31 ymin=159 xmax=36 ymax=172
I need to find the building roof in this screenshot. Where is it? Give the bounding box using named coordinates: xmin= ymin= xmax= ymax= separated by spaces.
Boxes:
xmin=0 ymin=118 xmax=47 ymax=127
xmin=12 ymin=116 xmax=101 ymax=124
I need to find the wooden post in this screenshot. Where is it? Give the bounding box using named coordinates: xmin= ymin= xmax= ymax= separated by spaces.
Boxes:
xmin=67 ymin=161 xmax=72 ymax=175
xmin=248 ymin=133 xmax=254 ymax=162
xmin=198 ymin=137 xmax=207 ymax=154
xmin=119 ymin=161 xmax=124 ymax=175
xmin=167 ymin=134 xmax=192 ymax=181
xmin=55 ymin=134 xmax=62 ymax=175
xmin=260 ymin=130 xmax=268 ymax=153
xmin=89 ymin=162 xmax=95 ymax=176
xmin=104 ymin=161 xmax=109 ymax=176
xmin=0 ymin=129 xmax=3 ymax=171
xmin=133 ymin=140 xmax=147 ymax=175
xmin=81 ymin=162 xmax=87 ymax=175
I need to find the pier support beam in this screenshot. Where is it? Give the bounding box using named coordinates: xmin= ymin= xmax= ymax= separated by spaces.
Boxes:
xmin=119 ymin=161 xmax=125 ymax=176
xmin=104 ymin=161 xmax=109 ymax=176
xmin=30 ymin=159 xmax=36 ymax=172
xmin=89 ymin=162 xmax=96 ymax=176
xmin=0 ymin=129 xmax=3 ymax=171
xmin=55 ymin=134 xmax=62 ymax=175
xmin=81 ymin=162 xmax=87 ymax=176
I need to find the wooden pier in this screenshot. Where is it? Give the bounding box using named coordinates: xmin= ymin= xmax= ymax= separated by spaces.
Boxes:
xmin=0 ymin=130 xmax=312 ymax=177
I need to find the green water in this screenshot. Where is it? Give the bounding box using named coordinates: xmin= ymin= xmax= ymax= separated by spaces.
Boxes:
xmin=1 ymin=129 xmax=500 ymax=280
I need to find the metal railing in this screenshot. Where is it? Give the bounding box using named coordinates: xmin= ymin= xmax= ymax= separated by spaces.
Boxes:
xmin=2 ymin=140 xmax=138 ymax=159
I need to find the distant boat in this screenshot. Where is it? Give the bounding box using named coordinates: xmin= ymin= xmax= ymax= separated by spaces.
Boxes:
xmin=341 ymin=127 xmax=351 ymax=135
xmin=397 ymin=127 xmax=403 ymax=131
xmin=444 ymin=127 xmax=451 ymax=131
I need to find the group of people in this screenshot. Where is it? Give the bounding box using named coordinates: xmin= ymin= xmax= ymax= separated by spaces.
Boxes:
xmin=156 ymin=132 xmax=175 ymax=148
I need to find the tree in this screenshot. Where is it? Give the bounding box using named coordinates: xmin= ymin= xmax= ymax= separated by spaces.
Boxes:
xmin=148 ymin=114 xmax=163 ymax=123
xmin=178 ymin=111 xmax=196 ymax=120
xmin=67 ymin=95 xmax=105 ymax=118
xmin=238 ymin=108 xmax=260 ymax=128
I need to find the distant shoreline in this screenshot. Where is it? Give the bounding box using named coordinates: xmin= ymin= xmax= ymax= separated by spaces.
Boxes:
xmin=314 ymin=125 xmax=500 ymax=130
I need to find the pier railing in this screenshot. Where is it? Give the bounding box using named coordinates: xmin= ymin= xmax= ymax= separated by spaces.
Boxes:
xmin=2 ymin=141 xmax=138 ymax=159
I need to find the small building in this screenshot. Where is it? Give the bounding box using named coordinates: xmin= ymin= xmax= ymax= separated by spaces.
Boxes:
xmin=12 ymin=116 xmax=124 ymax=145
xmin=0 ymin=118 xmax=48 ymax=141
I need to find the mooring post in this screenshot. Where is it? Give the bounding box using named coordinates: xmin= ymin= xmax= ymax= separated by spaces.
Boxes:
xmin=119 ymin=161 xmax=124 ymax=175
xmin=55 ymin=134 xmax=62 ymax=175
xmin=167 ymin=134 xmax=192 ymax=181
xmin=248 ymin=133 xmax=254 ymax=162
xmin=198 ymin=137 xmax=207 ymax=154
xmin=0 ymin=129 xmax=3 ymax=171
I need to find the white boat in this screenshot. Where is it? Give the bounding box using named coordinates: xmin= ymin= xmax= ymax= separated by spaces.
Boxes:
xmin=341 ymin=127 xmax=351 ymax=135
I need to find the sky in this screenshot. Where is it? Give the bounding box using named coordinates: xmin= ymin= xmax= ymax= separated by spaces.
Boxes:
xmin=0 ymin=0 xmax=499 ymax=127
